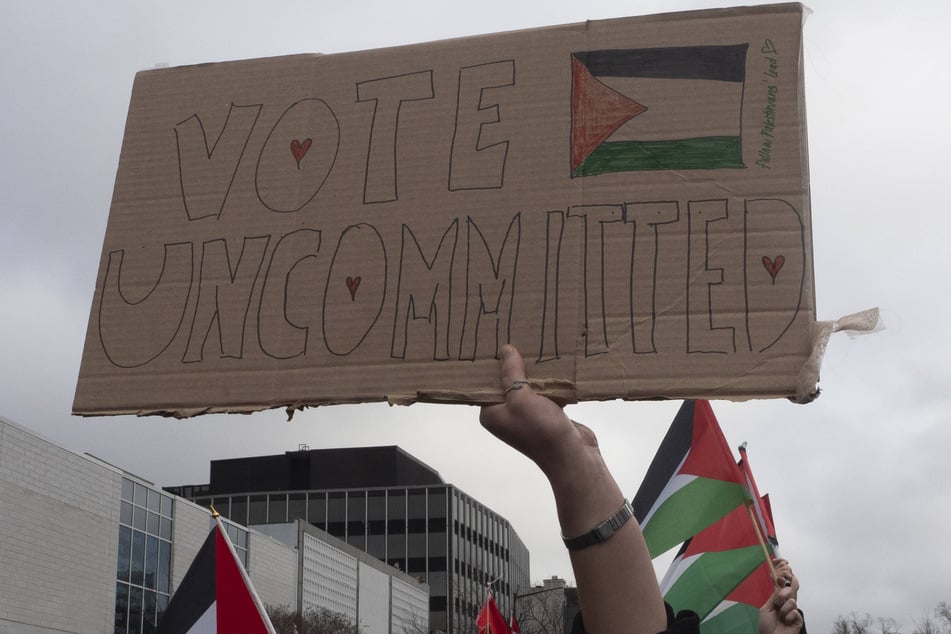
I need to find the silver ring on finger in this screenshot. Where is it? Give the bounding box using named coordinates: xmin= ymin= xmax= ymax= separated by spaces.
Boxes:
xmin=504 ymin=380 xmax=529 ymax=394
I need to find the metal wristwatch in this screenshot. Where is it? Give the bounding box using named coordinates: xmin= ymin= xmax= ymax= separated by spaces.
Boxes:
xmin=562 ymin=500 xmax=635 ymax=551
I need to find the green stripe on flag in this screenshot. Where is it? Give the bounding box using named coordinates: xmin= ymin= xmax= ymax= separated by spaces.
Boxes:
xmin=664 ymin=546 xmax=764 ymax=620
xmin=700 ymin=602 xmax=761 ymax=634
xmin=641 ymin=478 xmax=750 ymax=558
xmin=573 ymin=137 xmax=744 ymax=176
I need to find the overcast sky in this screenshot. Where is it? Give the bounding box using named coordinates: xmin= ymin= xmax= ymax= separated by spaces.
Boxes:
xmin=1 ymin=1 xmax=949 ymax=633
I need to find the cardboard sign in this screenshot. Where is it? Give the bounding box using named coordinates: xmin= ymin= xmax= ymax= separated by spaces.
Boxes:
xmin=74 ymin=3 xmax=815 ymax=417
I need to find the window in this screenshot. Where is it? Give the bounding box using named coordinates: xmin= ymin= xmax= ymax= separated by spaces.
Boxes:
xmin=347 ymin=491 xmax=366 ymax=549
xmin=408 ymin=489 xmax=426 ymax=519
xmin=248 ymin=494 xmax=268 ymax=524
xmin=268 ymin=493 xmax=288 ymax=523
xmin=115 ymin=477 xmax=173 ymax=634
xmin=327 ymin=492 xmax=346 ymax=537
xmin=223 ymin=520 xmax=250 ymax=569
xmin=288 ymin=493 xmax=306 ymax=521
xmin=308 ymin=492 xmax=326 ymax=529
xmin=230 ymin=496 xmax=248 ymax=525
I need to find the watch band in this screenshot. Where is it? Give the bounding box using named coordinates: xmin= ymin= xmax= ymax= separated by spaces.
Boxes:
xmin=562 ymin=500 xmax=635 ymax=551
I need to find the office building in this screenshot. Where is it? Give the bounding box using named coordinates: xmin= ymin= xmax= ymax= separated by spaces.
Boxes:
xmin=168 ymin=445 xmax=531 ymax=633
xmin=0 ymin=416 xmax=428 ymax=634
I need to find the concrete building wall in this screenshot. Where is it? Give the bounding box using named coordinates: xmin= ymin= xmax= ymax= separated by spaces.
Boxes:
xmin=358 ymin=561 xmax=390 ymax=634
xmin=249 ymin=531 xmax=299 ymax=610
xmin=392 ymin=576 xmax=430 ymax=634
xmin=0 ymin=417 xmax=121 ymax=634
xmin=168 ymin=497 xmax=215 ymax=590
xmin=302 ymin=531 xmax=359 ymax=620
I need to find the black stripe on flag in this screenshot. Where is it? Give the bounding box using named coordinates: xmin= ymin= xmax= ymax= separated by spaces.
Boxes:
xmin=155 ymin=529 xmax=217 ymax=633
xmin=631 ymin=400 xmax=696 ymax=523
xmin=573 ymin=45 xmax=749 ymax=82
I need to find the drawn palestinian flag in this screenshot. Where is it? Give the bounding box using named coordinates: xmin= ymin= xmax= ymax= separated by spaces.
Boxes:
xmin=571 ymin=45 xmax=749 ymax=176
xmin=632 ymin=400 xmax=751 ymax=558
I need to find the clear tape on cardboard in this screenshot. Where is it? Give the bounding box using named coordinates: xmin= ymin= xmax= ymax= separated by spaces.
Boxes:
xmin=795 ymin=307 xmax=881 ymax=404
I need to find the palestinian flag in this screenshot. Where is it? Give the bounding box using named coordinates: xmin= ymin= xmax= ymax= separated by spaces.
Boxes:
xmin=698 ymin=492 xmax=780 ymax=634
xmin=659 ymin=502 xmax=767 ymax=621
xmin=700 ymin=561 xmax=774 ymax=634
xmin=632 ymin=400 xmax=750 ymax=558
xmin=155 ymin=518 xmax=276 ymax=634
xmin=570 ymin=44 xmax=749 ymax=176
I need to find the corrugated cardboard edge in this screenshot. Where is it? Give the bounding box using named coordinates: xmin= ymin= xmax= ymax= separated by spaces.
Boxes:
xmin=402 ymin=377 xmax=579 ymax=406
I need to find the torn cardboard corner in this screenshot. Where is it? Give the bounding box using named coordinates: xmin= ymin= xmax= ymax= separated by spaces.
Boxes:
xmin=795 ymin=307 xmax=882 ymax=404
xmin=74 ymin=3 xmax=821 ymax=418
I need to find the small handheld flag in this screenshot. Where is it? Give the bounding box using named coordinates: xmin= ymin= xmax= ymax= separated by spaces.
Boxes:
xmin=155 ymin=517 xmax=276 ymax=634
xmin=632 ymin=400 xmax=751 ymax=558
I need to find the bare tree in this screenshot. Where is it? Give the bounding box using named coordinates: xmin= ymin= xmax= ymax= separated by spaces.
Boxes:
xmin=877 ymin=617 xmax=902 ymax=634
xmin=912 ymin=616 xmax=941 ymax=634
xmin=936 ymin=603 xmax=951 ymax=631
xmin=516 ymin=586 xmax=567 ymax=634
xmin=913 ymin=603 xmax=951 ymax=634
xmin=266 ymin=604 xmax=361 ymax=634
xmin=400 ymin=610 xmax=430 ymax=634
xmin=832 ymin=616 xmax=851 ymax=634
xmin=833 ymin=613 xmax=874 ymax=634
xmin=834 ymin=602 xmax=951 ymax=634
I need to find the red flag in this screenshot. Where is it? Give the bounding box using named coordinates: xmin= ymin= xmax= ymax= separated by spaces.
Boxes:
xmin=156 ymin=518 xmax=276 ymax=633
xmin=738 ymin=443 xmax=780 ymax=555
xmin=476 ymin=593 xmax=511 ymax=634
xmin=510 ymin=611 xmax=521 ymax=634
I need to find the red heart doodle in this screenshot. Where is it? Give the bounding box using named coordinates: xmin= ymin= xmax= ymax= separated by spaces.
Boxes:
xmin=762 ymin=255 xmax=785 ymax=283
xmin=346 ymin=276 xmax=361 ymax=301
xmin=290 ymin=138 xmax=312 ymax=168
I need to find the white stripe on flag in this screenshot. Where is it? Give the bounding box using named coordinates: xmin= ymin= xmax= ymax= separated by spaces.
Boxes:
xmin=640 ymin=471 xmax=697 ymax=527
xmin=659 ymin=552 xmax=703 ymax=594
xmin=703 ymin=600 xmax=739 ymax=622
xmin=188 ymin=601 xmax=217 ymax=634
xmin=598 ymin=77 xmax=743 ymax=141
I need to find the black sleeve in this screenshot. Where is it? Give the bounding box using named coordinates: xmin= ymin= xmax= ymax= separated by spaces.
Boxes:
xmin=665 ymin=603 xmax=701 ymax=634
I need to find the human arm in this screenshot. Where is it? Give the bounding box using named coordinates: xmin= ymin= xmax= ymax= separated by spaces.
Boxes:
xmin=480 ymin=345 xmax=668 ymax=634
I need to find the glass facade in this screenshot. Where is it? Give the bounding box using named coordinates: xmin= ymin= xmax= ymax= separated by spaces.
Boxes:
xmin=222 ymin=519 xmax=250 ymax=569
xmin=115 ymin=477 xmax=174 ymax=634
xmin=191 ymin=484 xmax=529 ymax=634
xmin=114 ymin=478 xmax=249 ymax=634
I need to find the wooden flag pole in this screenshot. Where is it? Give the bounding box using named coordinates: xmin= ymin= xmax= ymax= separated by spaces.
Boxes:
xmin=746 ymin=500 xmax=780 ymax=583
